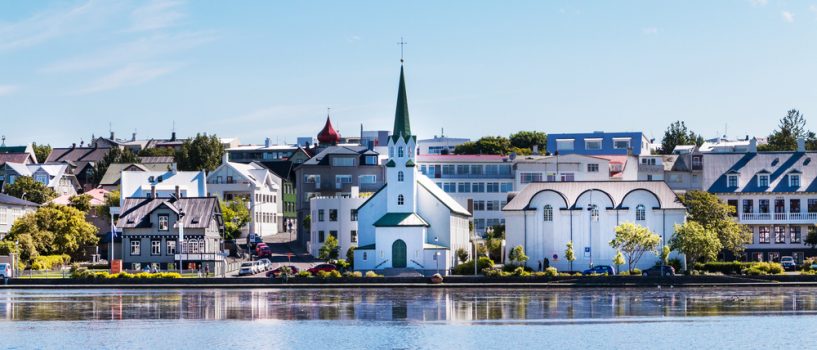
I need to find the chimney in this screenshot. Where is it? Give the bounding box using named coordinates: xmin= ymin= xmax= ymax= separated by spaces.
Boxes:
xmin=171 ymin=163 xmax=178 ymax=174
xmin=749 ymin=138 xmax=758 ymax=153
xmin=367 ymin=140 xmax=374 ymax=151
xmin=110 ymin=131 xmax=115 ymax=140
xmin=264 ymin=137 xmax=271 ymax=148
xmin=532 ymin=145 xmax=539 ymax=155
xmin=222 ymin=151 xmax=229 ymax=164
xmin=797 ymin=138 xmax=805 ymax=152
xmin=71 ymin=143 xmax=76 ymax=149
xmin=171 ymin=132 xmax=177 ymax=141
xmin=627 ymin=147 xmax=633 ymax=157
xmin=132 ymin=132 xmax=137 ymax=141
xmin=150 ymin=185 xmax=157 ymax=198
xmin=175 ymin=185 xmax=181 ymax=199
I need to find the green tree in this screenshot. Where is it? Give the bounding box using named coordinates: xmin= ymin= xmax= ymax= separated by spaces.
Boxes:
xmin=613 ymin=250 xmax=625 ymax=274
xmin=93 ymin=147 xmax=140 ymax=186
xmin=68 ymin=194 xmax=93 ymax=212
xmin=659 ymin=245 xmax=671 ymax=265
xmin=609 ymin=222 xmax=661 ymax=272
xmin=3 ymin=176 xmax=57 ymax=204
xmin=508 ymin=245 xmax=529 ymax=266
xmin=509 ymin=131 xmax=547 ymax=152
xmin=456 ymin=247 xmax=469 ymax=264
xmin=454 ymin=136 xmax=524 ymax=155
xmin=805 ymin=225 xmax=817 ymax=249
xmin=302 ymin=214 xmax=311 ymax=231
xmin=565 ymin=241 xmax=576 ymax=271
xmin=346 ymin=246 xmax=356 ymax=269
xmin=31 ymin=143 xmax=52 ymax=163
xmin=660 ymin=121 xmax=704 ymax=154
xmin=4 ymin=204 xmax=99 ymax=262
xmin=176 ymin=133 xmax=225 ymax=172
xmin=759 ymin=109 xmax=816 ymax=151
xmin=670 ymin=222 xmax=722 ymax=266
xmin=98 ymin=190 xmax=120 ymax=221
xmin=138 ymin=147 xmax=177 ymax=157
xmin=221 ymin=197 xmax=250 ymax=240
xmin=319 ymin=235 xmax=339 ymax=260
xmin=681 ymin=190 xmax=752 ymax=256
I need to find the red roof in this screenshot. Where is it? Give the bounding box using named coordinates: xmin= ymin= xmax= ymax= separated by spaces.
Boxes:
xmin=317 ymin=116 xmax=340 ymax=145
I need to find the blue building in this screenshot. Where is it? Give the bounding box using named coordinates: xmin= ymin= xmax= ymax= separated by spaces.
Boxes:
xmin=546 ymin=131 xmax=652 ymax=156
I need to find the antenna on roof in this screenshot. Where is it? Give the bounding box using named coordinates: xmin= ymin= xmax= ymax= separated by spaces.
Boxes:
xmin=1 ymin=135 xmax=5 ymax=147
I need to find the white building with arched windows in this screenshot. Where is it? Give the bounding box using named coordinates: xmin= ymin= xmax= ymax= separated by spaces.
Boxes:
xmin=503 ymin=181 xmax=686 ymax=272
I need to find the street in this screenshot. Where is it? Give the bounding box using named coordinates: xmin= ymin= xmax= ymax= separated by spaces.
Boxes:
xmin=232 ymin=231 xmax=322 ymax=278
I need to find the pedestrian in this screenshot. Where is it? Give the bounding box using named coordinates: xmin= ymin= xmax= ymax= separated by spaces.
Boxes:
xmin=204 ymin=265 xmax=210 ymax=278
xmin=197 ymin=264 xmax=202 ymax=278
xmin=543 ymin=258 xmax=550 ymax=269
xmin=538 ymin=261 xmax=542 ymax=272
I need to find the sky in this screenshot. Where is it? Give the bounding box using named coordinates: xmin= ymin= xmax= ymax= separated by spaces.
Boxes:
xmin=2 ymin=0 xmax=817 ymax=147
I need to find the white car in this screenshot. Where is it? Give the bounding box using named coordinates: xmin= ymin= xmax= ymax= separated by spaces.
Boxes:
xmin=0 ymin=263 xmax=11 ymax=279
xmin=257 ymin=258 xmax=272 ymax=271
xmin=254 ymin=261 xmax=265 ymax=273
xmin=238 ymin=262 xmax=256 ymax=276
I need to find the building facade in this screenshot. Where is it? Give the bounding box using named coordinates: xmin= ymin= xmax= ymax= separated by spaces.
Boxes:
xmin=207 ymin=160 xmax=282 ymax=236
xmin=2 ymin=163 xmax=80 ymax=196
xmin=0 ymin=193 xmax=38 ymax=239
xmin=417 ymin=136 xmax=469 ymax=155
xmin=546 ymin=131 xmax=652 ymax=156
xmin=308 ymin=192 xmax=366 ymax=259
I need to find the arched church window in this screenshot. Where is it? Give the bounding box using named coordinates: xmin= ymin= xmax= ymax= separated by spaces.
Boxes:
xmin=389 ymin=146 xmax=394 ymax=158
xmin=543 ymin=205 xmax=553 ymax=222
xmin=398 ymin=194 xmax=405 ymax=205
xmin=398 ymin=147 xmax=404 ymax=158
xmin=398 ymin=171 xmax=404 ymax=182
xmin=590 ymin=204 xmax=599 ymax=222
xmin=636 ymin=204 xmax=646 ymax=221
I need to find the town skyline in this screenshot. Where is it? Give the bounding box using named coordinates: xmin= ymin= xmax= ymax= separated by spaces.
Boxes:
xmin=2 ymin=1 xmax=817 ymax=146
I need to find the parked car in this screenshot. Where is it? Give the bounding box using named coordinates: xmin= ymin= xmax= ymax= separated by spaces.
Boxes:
xmin=238 ymin=262 xmax=257 ymax=276
xmin=267 ymin=265 xmax=300 ymax=278
xmin=256 ymin=245 xmax=272 ymax=258
xmin=582 ymin=265 xmax=615 ymax=276
xmin=642 ymin=265 xmax=675 ymax=277
xmin=307 ymin=263 xmax=337 ymax=275
xmin=247 ymin=233 xmax=263 ymax=245
xmin=257 ymin=258 xmax=272 ymax=271
xmin=780 ymin=256 xmax=797 ymax=271
xmin=0 ymin=263 xmax=12 ymax=279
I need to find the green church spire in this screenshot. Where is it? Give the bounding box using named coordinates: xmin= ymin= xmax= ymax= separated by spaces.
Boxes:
xmin=392 ymin=65 xmax=411 ymax=139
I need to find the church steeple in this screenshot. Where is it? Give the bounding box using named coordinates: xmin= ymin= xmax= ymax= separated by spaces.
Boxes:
xmin=392 ymin=65 xmax=411 ymax=139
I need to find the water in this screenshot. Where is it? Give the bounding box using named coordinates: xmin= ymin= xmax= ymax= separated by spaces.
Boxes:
xmin=1 ymin=287 xmax=817 ymax=349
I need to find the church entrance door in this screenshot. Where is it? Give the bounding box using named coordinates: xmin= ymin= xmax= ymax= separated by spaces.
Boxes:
xmin=392 ymin=240 xmax=407 ymax=268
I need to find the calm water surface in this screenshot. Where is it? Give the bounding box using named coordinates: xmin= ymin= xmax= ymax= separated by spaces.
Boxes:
xmin=1 ymin=287 xmax=817 ymax=349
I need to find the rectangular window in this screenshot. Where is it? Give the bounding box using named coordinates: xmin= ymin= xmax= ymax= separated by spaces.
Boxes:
xmin=330 ymin=230 xmax=337 ymax=239
xmin=471 ymin=183 xmax=485 ymax=193
xmin=359 ymin=175 xmax=377 ymax=184
xmin=758 ymin=174 xmax=770 ymax=187
xmin=158 ymin=214 xmax=169 ymax=231
xmin=809 ymin=199 xmax=817 ymax=213
xmin=332 ymin=157 xmax=355 ymax=166
xmin=520 ymin=172 xmax=543 ymax=184
xmin=474 ymin=219 xmax=486 ymax=231
xmin=498 ymin=165 xmax=512 ymax=175
xmin=743 ymin=199 xmax=753 ymax=214
xmin=775 ymin=199 xmax=785 ymax=214
xmin=318 ymin=210 xmax=324 ymax=222
xmin=329 ymin=209 xmax=338 ymax=222
xmin=774 ymin=226 xmax=786 ymax=244
xmin=365 ymin=156 xmax=378 ymax=165
xmin=458 ymin=182 xmax=471 ymax=193
xmin=318 ymin=231 xmax=325 ymax=243
xmin=167 ymin=240 xmax=176 ymax=255
xmin=484 ymin=165 xmax=499 ymax=175
xmin=727 ymin=200 xmax=738 ymax=217
xmin=759 ymin=200 xmax=769 ymax=214
xmin=560 ymin=173 xmax=575 ymax=182
xmin=790 ymin=174 xmax=801 ymax=187
xmin=613 ymin=138 xmax=631 ymax=149
xmin=215 ymin=176 xmax=223 ymax=184
xmin=151 ymin=240 xmax=161 ymax=256
xmin=456 ymin=164 xmax=470 ymax=175
xmin=443 ymin=182 xmax=456 ymax=193
xmin=546 ymin=173 xmax=556 ymax=182
xmin=442 ymin=165 xmax=455 ymax=175
xmin=791 ymin=199 xmax=801 ymax=213
xmin=470 ymin=165 xmax=483 ymax=175
xmin=473 ymin=200 xmax=485 ymax=211
xmin=587 ymin=164 xmax=599 ymax=172
xmin=226 ymin=176 xmax=234 ymax=184
xmin=585 ymin=139 xmax=602 ymax=150
xmin=350 ymin=209 xmax=357 ymax=221
xmin=486 ymin=200 xmax=500 ymax=211
xmin=758 ymin=227 xmax=770 ymax=244
xmin=304 ymin=174 xmax=320 ymax=183
xmin=727 ymin=175 xmax=738 ymax=188
xmin=500 ymin=183 xmax=513 ymax=192
xmin=790 ymin=226 xmax=802 ymax=243
xmin=486 ymin=182 xmax=499 ymax=193
xmin=351 ymin=230 xmax=358 ymax=243
xmin=35 ymin=175 xmax=48 ymax=184
xmin=130 ymin=240 xmax=141 ymax=255
xmin=556 ymin=139 xmax=574 ymax=151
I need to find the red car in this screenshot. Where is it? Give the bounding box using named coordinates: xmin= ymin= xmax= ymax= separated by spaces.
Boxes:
xmin=267 ymin=265 xmax=300 ymax=278
xmin=256 ymin=245 xmax=272 ymax=258
xmin=307 ymin=264 xmax=337 ymax=275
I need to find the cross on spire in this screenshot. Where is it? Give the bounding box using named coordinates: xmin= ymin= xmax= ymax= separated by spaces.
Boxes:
xmin=397 ymin=37 xmax=407 ymax=63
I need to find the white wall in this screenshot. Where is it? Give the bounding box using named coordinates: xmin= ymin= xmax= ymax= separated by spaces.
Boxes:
xmin=309 ymin=196 xmax=365 ymax=258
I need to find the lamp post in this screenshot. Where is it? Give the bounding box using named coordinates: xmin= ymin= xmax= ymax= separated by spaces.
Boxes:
xmin=434 ymin=236 xmax=440 ymax=275
xmin=178 ymin=209 xmax=186 ymax=274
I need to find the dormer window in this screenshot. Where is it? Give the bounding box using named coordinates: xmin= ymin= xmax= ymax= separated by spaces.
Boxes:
xmin=758 ymin=174 xmax=770 ymax=187
xmin=790 ymin=174 xmax=801 ymax=187
xmin=727 ymin=175 xmax=739 ymax=188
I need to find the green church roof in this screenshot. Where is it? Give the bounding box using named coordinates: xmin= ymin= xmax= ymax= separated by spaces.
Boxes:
xmin=385 ymin=159 xmax=396 ymax=167
xmin=405 ymin=159 xmax=415 ymax=167
xmin=374 ymin=212 xmax=429 ymax=227
xmin=391 ymin=65 xmax=411 ymax=141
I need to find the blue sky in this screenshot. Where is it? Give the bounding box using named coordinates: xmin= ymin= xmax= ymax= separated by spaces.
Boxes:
xmin=2 ymin=0 xmax=817 ymax=146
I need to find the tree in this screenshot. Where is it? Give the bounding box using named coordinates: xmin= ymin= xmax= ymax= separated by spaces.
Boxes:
xmin=319 ymin=235 xmax=339 ymax=260
xmin=609 ymin=222 xmax=661 ymax=272
xmin=670 ymin=222 xmax=722 ymax=266
xmin=759 ymin=109 xmax=816 ymax=151
xmin=98 ymin=190 xmax=120 ymax=221
xmin=660 ymin=121 xmax=704 ymax=154
xmin=176 ymin=133 xmax=225 ymax=172
xmin=660 ymin=245 xmax=671 ymax=265
xmin=4 ymin=204 xmax=99 ymax=262
xmin=508 ymin=245 xmax=529 ymax=266
xmin=565 ymin=241 xmax=576 ymax=271
xmin=613 ymin=250 xmax=625 ymax=275
xmin=681 ymin=191 xmax=752 ymax=256
xmin=805 ymin=225 xmax=817 ymax=249
xmin=456 ymin=247 xmax=469 ymax=263
xmin=138 ymin=147 xmax=176 ymax=157
xmin=221 ymin=197 xmax=250 ymax=240
xmin=68 ymin=194 xmax=93 ymax=212
xmin=509 ymin=131 xmax=547 ymax=152
xmin=93 ymin=147 xmax=140 ymax=186
xmin=3 ymin=176 xmax=57 ymax=204
xmin=346 ymin=246 xmax=356 ymax=269
xmin=31 ymin=143 xmax=51 ymax=163
xmin=454 ymin=136 xmax=525 ymax=155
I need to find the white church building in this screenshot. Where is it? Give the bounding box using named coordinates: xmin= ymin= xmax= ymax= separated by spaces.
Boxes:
xmin=503 ymin=181 xmax=687 ymax=272
xmin=354 ymin=64 xmax=471 ymax=276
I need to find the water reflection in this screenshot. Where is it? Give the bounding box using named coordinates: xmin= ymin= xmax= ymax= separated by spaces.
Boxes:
xmin=1 ymin=288 xmax=817 ymax=322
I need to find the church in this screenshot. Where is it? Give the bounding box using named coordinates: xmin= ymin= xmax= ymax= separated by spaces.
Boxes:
xmin=354 ymin=64 xmax=471 ymax=276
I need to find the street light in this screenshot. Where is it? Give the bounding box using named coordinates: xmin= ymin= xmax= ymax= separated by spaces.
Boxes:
xmin=177 ymin=209 xmax=186 ymax=274
xmin=434 ymin=236 xmax=440 ymax=275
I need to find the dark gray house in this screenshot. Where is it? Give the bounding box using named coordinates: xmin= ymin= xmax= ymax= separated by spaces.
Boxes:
xmin=118 ymin=196 xmax=225 ymax=273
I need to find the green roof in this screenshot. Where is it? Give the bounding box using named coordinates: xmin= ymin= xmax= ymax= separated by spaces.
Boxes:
xmin=391 ymin=65 xmax=411 ymax=140
xmin=374 ymin=212 xmax=429 ymax=227
xmin=356 ymin=244 xmax=376 ymax=250
xmin=385 ymin=159 xmax=396 ymax=167
xmin=405 ymin=159 xmax=415 ymax=167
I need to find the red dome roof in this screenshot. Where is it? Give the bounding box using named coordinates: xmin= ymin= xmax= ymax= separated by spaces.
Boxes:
xmin=317 ymin=116 xmax=340 ymax=145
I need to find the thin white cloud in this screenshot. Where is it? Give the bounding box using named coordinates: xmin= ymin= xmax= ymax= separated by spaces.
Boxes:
xmin=642 ymin=27 xmax=659 ymax=35
xmin=0 ymin=85 xmax=19 ymax=96
xmin=73 ymin=63 xmax=182 ymax=95
xmin=810 ymin=5 xmax=817 ymax=16
xmin=782 ymin=11 xmax=795 ymax=23
xmin=0 ymin=1 xmax=120 ymax=51
xmin=750 ymin=0 xmax=768 ymax=7
xmin=129 ymin=0 xmax=187 ymax=32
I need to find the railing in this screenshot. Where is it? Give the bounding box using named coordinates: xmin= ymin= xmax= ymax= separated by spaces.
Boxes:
xmin=424 ymin=173 xmax=514 ymax=179
xmin=739 ymin=212 xmax=817 ymax=222
xmin=374 ymin=259 xmax=390 ymax=269
xmin=410 ymin=260 xmax=425 ymax=269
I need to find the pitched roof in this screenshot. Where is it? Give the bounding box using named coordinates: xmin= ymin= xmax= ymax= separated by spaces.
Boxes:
xmin=704 ymin=152 xmax=817 ymax=193
xmin=416 ymin=174 xmax=471 ymax=216
xmin=0 ymin=193 xmax=39 ymax=207
xmin=139 ymin=156 xmax=175 ymax=164
xmin=46 ymin=146 xmax=111 ymax=163
xmin=258 ymin=161 xmax=296 ymax=183
xmin=0 ymin=153 xmax=33 ymax=165
xmin=391 ymin=65 xmax=411 ymax=141
xmin=50 ymin=188 xmax=109 ymax=206
xmin=503 ymin=181 xmax=685 ymax=211
xmin=374 ymin=212 xmax=429 ymax=227
xmin=300 ymin=145 xmax=377 ymax=166
xmin=118 ymin=197 xmax=221 ymax=229
xmin=99 ymin=163 xmax=172 ymax=186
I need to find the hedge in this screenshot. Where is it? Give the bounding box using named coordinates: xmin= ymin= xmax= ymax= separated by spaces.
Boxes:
xmin=31 ymin=255 xmax=71 ymax=271
xmin=694 ymin=261 xmax=783 ymax=275
xmin=453 ymin=257 xmax=494 ymax=275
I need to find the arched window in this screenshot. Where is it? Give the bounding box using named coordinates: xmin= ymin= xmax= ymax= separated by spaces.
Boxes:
xmin=636 ymin=204 xmax=646 ymax=221
xmin=398 ymin=194 xmax=405 ymax=205
xmin=398 ymin=171 xmax=404 ymax=182
xmin=398 ymin=146 xmax=404 ymax=158
xmin=389 ymin=146 xmax=394 ymax=158
xmin=590 ymin=204 xmax=599 ymax=221
xmin=543 ymin=205 xmax=553 ymax=222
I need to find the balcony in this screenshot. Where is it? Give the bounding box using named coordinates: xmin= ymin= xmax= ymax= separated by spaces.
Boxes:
xmin=739 ymin=212 xmax=817 ymax=223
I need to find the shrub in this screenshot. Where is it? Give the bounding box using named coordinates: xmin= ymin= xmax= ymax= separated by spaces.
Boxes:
xmin=694 ymin=261 xmax=752 ymax=275
xmin=364 ymin=271 xmax=383 ymax=278
xmin=453 ymin=257 xmax=494 ymax=275
xmin=739 ymin=262 xmax=784 ymax=275
xmin=343 ymin=271 xmax=363 ymax=278
xmin=632 ymin=268 xmax=642 ymax=275
xmin=667 ymin=258 xmax=683 ymax=273
xmin=544 ymin=267 xmax=558 ymax=277
xmin=297 ymin=271 xmax=312 ymax=278
xmin=512 ymin=266 xmax=530 ymax=277
xmin=317 ymin=270 xmax=342 ymax=278
xmin=335 ymin=259 xmax=351 ymax=271
xmin=502 ymin=264 xmax=532 ymax=273
xmin=31 ymin=254 xmax=71 ymax=271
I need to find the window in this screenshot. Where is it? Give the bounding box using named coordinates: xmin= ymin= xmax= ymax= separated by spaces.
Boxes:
xmin=457 ymin=182 xmax=470 ymax=193
xmin=397 ymin=195 xmax=405 ymax=206
xmin=636 ymin=204 xmax=646 ymax=221
xmin=398 ymin=171 xmax=404 ymax=182
xmin=35 ymin=175 xmax=48 ymax=184
xmin=692 ymin=156 xmax=702 ymax=169
xmin=332 ymin=157 xmax=355 ymax=166
xmin=791 ymin=199 xmax=801 ymax=213
xmin=398 ymin=147 xmax=404 ymax=158
xmin=759 ymin=199 xmax=769 ymax=214
xmin=330 ymin=230 xmax=337 ymax=239
xmin=585 ymin=139 xmax=602 ymax=150
xmin=543 ymin=205 xmax=553 ymax=222
xmin=389 ymin=146 xmax=394 ymax=158
xmin=790 ymin=226 xmax=802 ymax=243
xmin=442 ymin=165 xmax=455 ymax=175
xmin=351 ymin=230 xmax=358 ymax=243
xmin=546 ymin=173 xmax=556 ymax=182
xmin=305 ymin=174 xmax=320 ymax=183
xmin=473 ymin=200 xmax=485 ymax=211
xmin=809 ymin=199 xmax=817 ymax=213
xmin=457 ymin=164 xmax=470 ymax=175
xmin=359 ymin=175 xmax=377 ymax=184
xmin=499 ymin=165 xmax=512 ymax=175
xmin=470 ymin=165 xmax=483 ymax=175
xmin=336 ymin=175 xmax=352 ymax=184
xmin=215 ymin=176 xmax=223 ymax=184
xmin=226 ymin=176 xmax=234 ymax=184
xmin=727 ymin=200 xmax=738 ymax=216
xmin=365 ymin=156 xmax=378 ymax=165
xmin=560 ymin=173 xmax=575 ymax=182
xmin=743 ymin=199 xmax=753 ymax=214
xmin=520 ymin=172 xmax=543 ymax=184
xmin=318 ymin=209 xmax=324 ymax=222
xmin=329 ymin=209 xmax=338 ymax=222
xmin=590 ymin=205 xmax=599 ymax=221
xmin=500 ymin=183 xmax=513 ymax=192
xmin=471 ymin=183 xmax=485 ymax=193
xmin=774 ymin=199 xmax=785 ymax=214
xmin=758 ymin=174 xmax=770 ymax=187
xmin=443 ymin=182 xmax=456 ymax=193
xmin=350 ymin=209 xmax=357 ymax=221
xmin=0 ymin=208 xmax=6 ymax=225
xmin=727 ymin=175 xmax=738 ymax=188
xmin=130 ymin=240 xmax=141 ymax=255
xmin=556 ymin=139 xmax=574 ymax=151
xmin=362 ymin=252 xmax=368 ymax=261
xmin=613 ymin=138 xmax=631 ymax=149
xmin=587 ymin=164 xmax=599 ymax=172
xmin=158 ymin=214 xmax=169 ymax=231
xmin=486 ymin=200 xmax=500 ymax=211
xmin=166 ymin=240 xmax=176 ymax=255
xmin=790 ymin=174 xmax=801 ymax=187
xmin=151 ymin=240 xmax=161 ymax=256
xmin=774 ymin=226 xmax=786 ymax=244
xmin=318 ymin=231 xmax=325 ymax=243
xmin=486 ymin=182 xmax=499 ymax=193
xmin=758 ymin=227 xmax=770 ymax=244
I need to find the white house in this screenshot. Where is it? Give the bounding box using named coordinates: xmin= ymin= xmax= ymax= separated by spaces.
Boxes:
xmin=503 ymin=181 xmax=687 ymax=272
xmin=2 ymin=163 xmax=80 ymax=196
xmin=208 ymin=159 xmax=282 ymax=237
xmin=353 ymin=64 xmax=472 ymax=276
xmin=119 ymin=168 xmax=207 ymax=206
xmin=309 ymin=189 xmax=366 ymax=259
xmin=0 ymin=193 xmax=38 ymax=239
